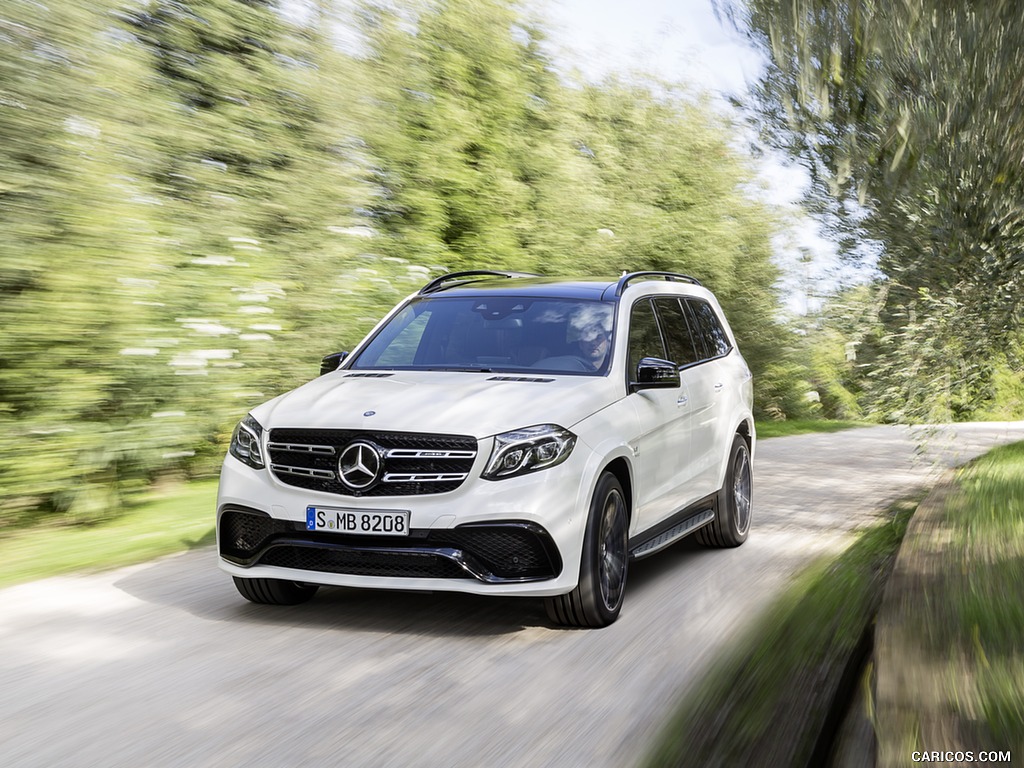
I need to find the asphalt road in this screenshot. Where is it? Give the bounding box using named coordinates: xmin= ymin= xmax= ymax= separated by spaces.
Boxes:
xmin=2 ymin=423 xmax=1023 ymax=768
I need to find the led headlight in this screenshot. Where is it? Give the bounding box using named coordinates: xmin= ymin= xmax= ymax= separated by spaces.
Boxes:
xmin=229 ymin=414 xmax=265 ymax=470
xmin=482 ymin=424 xmax=576 ymax=480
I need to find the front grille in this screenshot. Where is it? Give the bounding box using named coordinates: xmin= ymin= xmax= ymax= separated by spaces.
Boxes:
xmin=219 ymin=507 xmax=561 ymax=581
xmin=267 ymin=429 xmax=478 ymax=497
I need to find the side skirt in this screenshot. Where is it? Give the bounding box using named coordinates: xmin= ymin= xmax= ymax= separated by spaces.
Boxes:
xmin=628 ymin=493 xmax=718 ymax=561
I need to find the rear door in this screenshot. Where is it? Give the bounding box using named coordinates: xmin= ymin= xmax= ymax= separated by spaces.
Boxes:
xmin=684 ymin=298 xmax=734 ymax=496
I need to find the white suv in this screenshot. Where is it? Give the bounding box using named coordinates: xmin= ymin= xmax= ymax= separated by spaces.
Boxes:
xmin=217 ymin=271 xmax=754 ymax=627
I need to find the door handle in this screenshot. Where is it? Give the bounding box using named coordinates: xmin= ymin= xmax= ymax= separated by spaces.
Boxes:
xmin=677 ymin=395 xmax=689 ymax=406
xmin=714 ymin=383 xmax=724 ymax=391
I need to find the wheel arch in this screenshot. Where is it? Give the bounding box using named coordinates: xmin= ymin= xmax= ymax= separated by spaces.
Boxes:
xmin=735 ymin=417 xmax=754 ymax=454
xmin=711 ymin=415 xmax=756 ymax=491
xmin=600 ymin=456 xmax=634 ymax=525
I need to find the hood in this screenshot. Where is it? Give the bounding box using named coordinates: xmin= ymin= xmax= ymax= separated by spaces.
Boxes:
xmin=250 ymin=371 xmax=622 ymax=438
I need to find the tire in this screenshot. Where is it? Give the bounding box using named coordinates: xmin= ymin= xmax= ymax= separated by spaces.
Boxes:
xmin=545 ymin=472 xmax=629 ymax=628
xmin=233 ymin=576 xmax=319 ymax=605
xmin=696 ymin=433 xmax=752 ymax=548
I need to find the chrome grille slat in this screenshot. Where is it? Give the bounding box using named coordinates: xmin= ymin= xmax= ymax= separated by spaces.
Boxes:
xmin=267 ymin=442 xmax=336 ymax=455
xmin=385 ymin=449 xmax=477 ymax=460
xmin=383 ymin=472 xmax=470 ymax=483
xmin=271 ymin=464 xmax=337 ymax=480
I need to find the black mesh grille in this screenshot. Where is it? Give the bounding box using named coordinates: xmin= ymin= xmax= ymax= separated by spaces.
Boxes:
xmin=219 ymin=506 xmax=301 ymax=560
xmin=220 ymin=508 xmax=560 ymax=581
xmin=268 ymin=429 xmax=477 ymax=497
xmin=260 ymin=546 xmax=470 ymax=579
xmin=431 ymin=527 xmax=555 ymax=578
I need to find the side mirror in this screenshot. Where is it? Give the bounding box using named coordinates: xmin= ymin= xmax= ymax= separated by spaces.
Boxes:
xmin=320 ymin=351 xmax=349 ymax=376
xmin=631 ymin=357 xmax=679 ymax=392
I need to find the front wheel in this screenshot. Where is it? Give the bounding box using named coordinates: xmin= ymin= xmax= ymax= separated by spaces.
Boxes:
xmin=233 ymin=577 xmax=319 ymax=605
xmin=545 ymin=472 xmax=629 ymax=628
xmin=696 ymin=434 xmax=752 ymax=548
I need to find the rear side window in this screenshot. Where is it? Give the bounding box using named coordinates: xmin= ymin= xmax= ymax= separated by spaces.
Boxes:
xmin=686 ymin=299 xmax=731 ymax=359
xmin=653 ymin=298 xmax=699 ymax=366
xmin=627 ymin=299 xmax=667 ymax=374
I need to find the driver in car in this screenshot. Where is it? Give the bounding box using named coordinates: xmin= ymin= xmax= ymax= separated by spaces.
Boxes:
xmin=577 ymin=324 xmax=611 ymax=370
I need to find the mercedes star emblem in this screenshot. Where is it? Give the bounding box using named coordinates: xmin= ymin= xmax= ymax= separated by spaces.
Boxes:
xmin=338 ymin=441 xmax=382 ymax=490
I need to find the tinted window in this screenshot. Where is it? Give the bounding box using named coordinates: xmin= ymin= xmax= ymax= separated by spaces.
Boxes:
xmin=687 ymin=299 xmax=731 ymax=359
xmin=653 ymin=298 xmax=699 ymax=366
xmin=628 ymin=299 xmax=667 ymax=375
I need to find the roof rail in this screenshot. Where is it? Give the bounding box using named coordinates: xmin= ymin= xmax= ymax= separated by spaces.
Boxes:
xmin=418 ymin=270 xmax=541 ymax=295
xmin=607 ymin=271 xmax=702 ymax=298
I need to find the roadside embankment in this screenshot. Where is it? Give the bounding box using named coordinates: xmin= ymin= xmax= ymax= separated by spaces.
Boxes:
xmin=874 ymin=443 xmax=1024 ymax=764
xmin=647 ymin=440 xmax=1024 ymax=768
xmin=644 ymin=498 xmax=918 ymax=767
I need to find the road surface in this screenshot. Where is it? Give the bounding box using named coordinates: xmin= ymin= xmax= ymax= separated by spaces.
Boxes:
xmin=2 ymin=423 xmax=1022 ymax=768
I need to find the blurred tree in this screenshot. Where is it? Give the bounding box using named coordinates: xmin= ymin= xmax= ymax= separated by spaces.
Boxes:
xmin=0 ymin=0 xmax=181 ymax=523
xmin=720 ymin=0 xmax=1024 ymax=420
xmin=356 ymin=0 xmax=538 ymax=270
xmin=123 ymin=0 xmax=381 ymax=469
xmin=0 ymin=0 xmax=798 ymax=527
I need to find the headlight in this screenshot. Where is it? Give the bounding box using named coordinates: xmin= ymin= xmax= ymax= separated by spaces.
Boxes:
xmin=229 ymin=414 xmax=265 ymax=470
xmin=482 ymin=424 xmax=576 ymax=480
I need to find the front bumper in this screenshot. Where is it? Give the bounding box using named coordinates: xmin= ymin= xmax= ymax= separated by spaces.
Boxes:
xmin=216 ymin=446 xmax=592 ymax=597
xmin=220 ymin=505 xmax=562 ymax=582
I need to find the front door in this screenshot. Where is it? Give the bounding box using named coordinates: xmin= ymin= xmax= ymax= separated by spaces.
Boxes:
xmin=626 ymin=298 xmax=695 ymax=532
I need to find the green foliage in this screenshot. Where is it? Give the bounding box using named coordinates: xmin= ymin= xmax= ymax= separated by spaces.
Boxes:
xmin=977 ymin=351 xmax=1024 ymax=422
xmin=0 ymin=0 xmax=792 ymax=527
xmin=755 ymin=360 xmax=819 ymax=421
xmin=724 ymin=0 xmax=1024 ymax=422
xmin=874 ymin=443 xmax=1024 ymax=757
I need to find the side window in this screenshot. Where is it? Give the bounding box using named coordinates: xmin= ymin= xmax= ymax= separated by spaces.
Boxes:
xmin=687 ymin=299 xmax=731 ymax=359
xmin=653 ymin=298 xmax=699 ymax=366
xmin=628 ymin=299 xmax=667 ymax=375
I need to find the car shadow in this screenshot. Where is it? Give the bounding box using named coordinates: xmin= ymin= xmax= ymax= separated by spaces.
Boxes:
xmin=116 ymin=534 xmax=719 ymax=636
xmin=626 ymin=535 xmax=714 ymax=590
xmin=115 ymin=546 xmax=551 ymax=638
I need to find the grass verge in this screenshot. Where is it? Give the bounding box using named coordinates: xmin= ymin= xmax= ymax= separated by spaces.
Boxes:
xmin=0 ymin=479 xmax=217 ymax=589
xmin=645 ymin=497 xmax=918 ymax=768
xmin=755 ymin=418 xmax=870 ymax=439
xmin=875 ymin=442 xmax=1024 ymax=760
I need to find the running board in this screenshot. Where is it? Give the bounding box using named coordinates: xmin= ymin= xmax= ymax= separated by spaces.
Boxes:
xmin=629 ymin=509 xmax=715 ymax=560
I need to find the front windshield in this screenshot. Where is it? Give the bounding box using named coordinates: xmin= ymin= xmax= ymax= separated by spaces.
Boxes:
xmin=350 ymin=296 xmax=615 ymax=375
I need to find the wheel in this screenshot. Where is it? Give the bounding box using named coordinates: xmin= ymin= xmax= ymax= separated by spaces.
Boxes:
xmin=233 ymin=576 xmax=319 ymax=605
xmin=545 ymin=472 xmax=629 ymax=628
xmin=696 ymin=433 xmax=752 ymax=548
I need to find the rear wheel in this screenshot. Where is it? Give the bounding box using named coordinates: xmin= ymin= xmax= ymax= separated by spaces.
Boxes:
xmin=233 ymin=576 xmax=319 ymax=605
xmin=696 ymin=433 xmax=752 ymax=548
xmin=545 ymin=472 xmax=629 ymax=628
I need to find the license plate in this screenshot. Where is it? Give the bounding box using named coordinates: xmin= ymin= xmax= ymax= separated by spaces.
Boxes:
xmin=305 ymin=506 xmax=410 ymax=536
